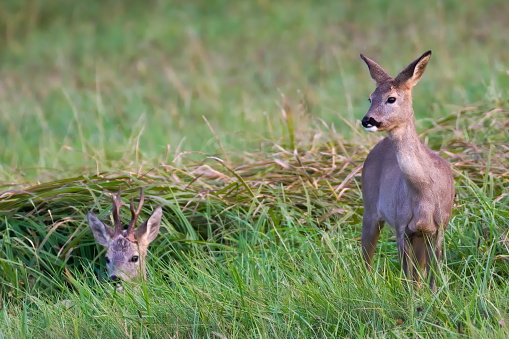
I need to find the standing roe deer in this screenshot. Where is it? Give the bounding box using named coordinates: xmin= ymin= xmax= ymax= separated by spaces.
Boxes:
xmin=87 ymin=189 xmax=162 ymax=288
xmin=359 ymin=50 xmax=454 ymax=288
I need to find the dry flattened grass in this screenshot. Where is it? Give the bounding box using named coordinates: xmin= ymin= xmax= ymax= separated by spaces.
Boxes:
xmin=0 ymin=105 xmax=507 ymax=222
xmin=0 ymin=104 xmax=507 ymax=294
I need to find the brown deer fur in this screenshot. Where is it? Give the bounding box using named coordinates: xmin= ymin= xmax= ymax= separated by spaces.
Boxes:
xmin=360 ymin=51 xmax=454 ymax=289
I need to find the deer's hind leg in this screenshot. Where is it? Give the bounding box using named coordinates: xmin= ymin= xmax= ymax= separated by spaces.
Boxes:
xmin=427 ymin=228 xmax=444 ymax=292
xmin=397 ymin=229 xmax=427 ymax=285
xmin=397 ymin=232 xmax=412 ymax=282
xmin=411 ymin=234 xmax=428 ymax=283
xmin=404 ymin=229 xmax=439 ymax=290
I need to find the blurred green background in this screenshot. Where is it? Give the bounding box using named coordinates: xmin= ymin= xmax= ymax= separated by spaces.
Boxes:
xmin=1 ymin=1 xmax=509 ymax=337
xmin=0 ymin=0 xmax=507 ymax=182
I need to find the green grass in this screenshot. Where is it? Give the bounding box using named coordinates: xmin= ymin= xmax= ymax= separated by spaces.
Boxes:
xmin=1 ymin=0 xmax=509 ymax=337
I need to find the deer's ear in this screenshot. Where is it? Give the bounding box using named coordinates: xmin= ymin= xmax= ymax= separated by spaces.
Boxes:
xmin=360 ymin=53 xmax=392 ymax=85
xmin=87 ymin=212 xmax=114 ymax=246
xmin=135 ymin=206 xmax=162 ymax=246
xmin=395 ymin=50 xmax=432 ymax=88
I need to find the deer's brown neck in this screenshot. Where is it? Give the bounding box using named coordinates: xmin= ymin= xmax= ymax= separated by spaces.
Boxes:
xmin=388 ymin=117 xmax=433 ymax=192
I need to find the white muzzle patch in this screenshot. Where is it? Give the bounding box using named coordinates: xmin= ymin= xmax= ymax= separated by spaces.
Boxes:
xmin=364 ymin=126 xmax=378 ymax=132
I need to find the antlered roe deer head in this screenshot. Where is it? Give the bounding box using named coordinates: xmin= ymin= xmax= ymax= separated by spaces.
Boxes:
xmin=87 ymin=189 xmax=162 ymax=287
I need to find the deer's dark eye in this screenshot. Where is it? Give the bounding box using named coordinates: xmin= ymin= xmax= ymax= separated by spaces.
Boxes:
xmin=387 ymin=97 xmax=396 ymax=104
xmin=130 ymin=256 xmax=139 ymax=263
xmin=105 ymin=256 xmax=111 ymax=264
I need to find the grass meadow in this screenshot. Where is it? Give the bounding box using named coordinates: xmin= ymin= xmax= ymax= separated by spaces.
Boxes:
xmin=1 ymin=0 xmax=509 ymax=337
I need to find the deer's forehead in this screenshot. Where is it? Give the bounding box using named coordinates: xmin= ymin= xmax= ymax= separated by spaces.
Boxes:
xmin=372 ymin=82 xmax=397 ymax=95
xmin=108 ymin=237 xmax=138 ymax=254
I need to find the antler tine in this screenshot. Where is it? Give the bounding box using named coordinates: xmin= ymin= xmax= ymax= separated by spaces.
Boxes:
xmin=112 ymin=188 xmax=123 ymax=237
xmin=126 ymin=188 xmax=145 ymax=242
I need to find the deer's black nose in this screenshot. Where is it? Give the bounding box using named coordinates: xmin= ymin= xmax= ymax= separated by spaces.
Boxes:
xmin=362 ymin=116 xmax=381 ymax=128
xmin=110 ymin=275 xmax=120 ymax=282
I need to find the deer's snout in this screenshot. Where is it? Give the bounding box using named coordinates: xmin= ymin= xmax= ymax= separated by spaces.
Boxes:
xmin=110 ymin=275 xmax=124 ymax=292
xmin=361 ymin=116 xmax=381 ymax=132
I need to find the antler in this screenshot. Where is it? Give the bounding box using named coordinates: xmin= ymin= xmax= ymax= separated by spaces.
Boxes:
xmin=125 ymin=188 xmax=145 ymax=242
xmin=112 ymin=189 xmax=123 ymax=238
